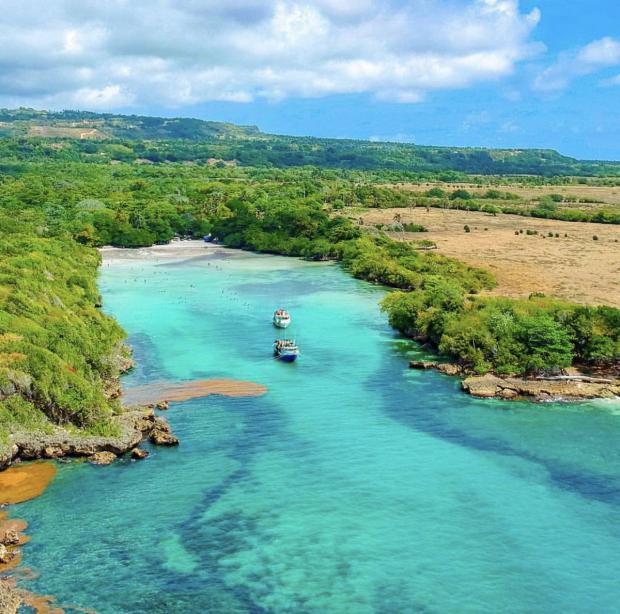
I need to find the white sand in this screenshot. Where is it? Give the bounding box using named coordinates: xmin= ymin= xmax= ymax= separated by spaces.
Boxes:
xmin=99 ymin=240 xmax=230 ymax=264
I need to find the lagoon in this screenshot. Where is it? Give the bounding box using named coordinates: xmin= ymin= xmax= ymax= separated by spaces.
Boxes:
xmin=13 ymin=243 xmax=620 ymax=613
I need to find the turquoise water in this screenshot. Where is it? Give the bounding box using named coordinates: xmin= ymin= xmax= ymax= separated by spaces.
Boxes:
xmin=13 ymin=245 xmax=620 ymax=613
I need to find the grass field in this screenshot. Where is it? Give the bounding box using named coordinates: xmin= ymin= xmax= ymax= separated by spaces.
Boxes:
xmin=388 ymin=182 xmax=620 ymax=205
xmin=356 ymin=207 xmax=620 ymax=308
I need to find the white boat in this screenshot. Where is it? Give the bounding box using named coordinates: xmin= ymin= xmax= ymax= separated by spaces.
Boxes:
xmin=273 ymin=309 xmax=291 ymax=328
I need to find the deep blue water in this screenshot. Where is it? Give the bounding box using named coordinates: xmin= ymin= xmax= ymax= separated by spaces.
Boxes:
xmin=12 ymin=244 xmax=620 ymax=613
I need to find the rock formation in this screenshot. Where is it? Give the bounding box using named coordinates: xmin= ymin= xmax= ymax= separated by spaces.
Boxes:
xmin=89 ymin=451 xmax=118 ymax=465
xmin=410 ymin=360 xmax=620 ymax=402
xmin=462 ymin=374 xmax=620 ymax=402
xmin=0 ymin=409 xmax=179 ymax=470
xmin=0 ymin=578 xmax=21 ymax=614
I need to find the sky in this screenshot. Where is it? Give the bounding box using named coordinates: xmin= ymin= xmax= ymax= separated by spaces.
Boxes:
xmin=1 ymin=0 xmax=619 ymax=159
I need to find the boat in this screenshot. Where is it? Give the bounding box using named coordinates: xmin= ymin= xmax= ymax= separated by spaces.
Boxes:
xmin=274 ymin=338 xmax=299 ymax=362
xmin=273 ymin=308 xmax=291 ymax=328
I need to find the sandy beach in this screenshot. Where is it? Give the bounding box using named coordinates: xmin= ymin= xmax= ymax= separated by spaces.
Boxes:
xmin=99 ymin=239 xmax=230 ymax=264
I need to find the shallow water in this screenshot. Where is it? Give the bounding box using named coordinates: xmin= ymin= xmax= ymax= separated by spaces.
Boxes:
xmin=14 ymin=244 xmax=620 ymax=613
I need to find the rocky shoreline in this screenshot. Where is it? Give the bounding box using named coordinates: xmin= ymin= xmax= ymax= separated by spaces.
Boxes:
xmin=0 ymin=577 xmax=20 ymax=614
xmin=409 ymin=361 xmax=620 ymax=402
xmin=0 ymin=407 xmax=178 ymax=471
xmin=0 ymin=407 xmax=179 ymax=613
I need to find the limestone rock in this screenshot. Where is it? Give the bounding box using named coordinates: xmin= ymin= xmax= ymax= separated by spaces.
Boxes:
xmin=498 ymin=387 xmax=519 ymax=399
xmin=43 ymin=445 xmax=63 ymax=458
xmin=131 ymin=448 xmax=149 ymax=460
xmin=89 ymin=451 xmax=117 ymax=465
xmin=0 ymin=543 xmax=15 ymax=564
xmin=155 ymin=400 xmax=169 ymax=410
xmin=436 ymin=363 xmax=463 ymax=376
xmin=409 ymin=361 xmax=463 ymax=376
xmin=153 ymin=417 xmax=171 ymax=433
xmin=462 ymin=374 xmax=503 ymax=398
xmin=463 ymin=373 xmax=620 ymax=402
xmin=150 ymin=430 xmax=179 ymax=446
xmin=1 ymin=530 xmax=20 ymax=546
xmin=0 ymin=407 xmax=172 ymax=470
xmin=409 ymin=360 xmax=437 ymax=370
xmin=0 ymin=578 xmax=21 ymax=614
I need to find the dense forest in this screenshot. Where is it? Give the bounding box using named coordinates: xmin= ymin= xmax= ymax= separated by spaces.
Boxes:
xmin=0 ymin=110 xmax=619 ymax=443
xmin=2 ymin=108 xmax=620 ymax=176
xmin=0 ymin=212 xmax=126 ymax=441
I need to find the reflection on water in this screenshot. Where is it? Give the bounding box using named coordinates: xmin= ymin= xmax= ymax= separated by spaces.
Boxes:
xmin=14 ymin=244 xmax=620 ymax=614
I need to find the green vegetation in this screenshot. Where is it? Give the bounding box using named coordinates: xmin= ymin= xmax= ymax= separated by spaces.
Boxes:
xmin=0 ymin=211 xmax=125 ymax=442
xmin=382 ymin=292 xmax=619 ymax=375
xmin=0 ymin=109 xmax=618 ymax=444
xmin=373 ymin=190 xmax=620 ymax=225
xmin=1 ymin=108 xmax=620 ymax=177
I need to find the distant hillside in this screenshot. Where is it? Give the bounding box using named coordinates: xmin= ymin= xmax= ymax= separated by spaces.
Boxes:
xmin=0 ymin=108 xmax=619 ymax=177
xmin=0 ymin=108 xmax=261 ymax=141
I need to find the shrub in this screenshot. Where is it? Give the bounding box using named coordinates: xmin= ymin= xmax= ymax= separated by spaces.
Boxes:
xmin=451 ymin=189 xmax=472 ymax=200
xmin=401 ymin=222 xmax=428 ymax=232
xmin=425 ymin=187 xmax=446 ymax=198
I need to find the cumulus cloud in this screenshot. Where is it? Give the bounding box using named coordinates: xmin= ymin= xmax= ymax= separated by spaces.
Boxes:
xmin=534 ymin=36 xmax=620 ymax=92
xmin=0 ymin=0 xmax=541 ymax=109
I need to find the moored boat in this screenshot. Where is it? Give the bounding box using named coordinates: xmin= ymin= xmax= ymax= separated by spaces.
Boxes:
xmin=273 ymin=309 xmax=291 ymax=328
xmin=274 ymin=339 xmax=299 ymax=362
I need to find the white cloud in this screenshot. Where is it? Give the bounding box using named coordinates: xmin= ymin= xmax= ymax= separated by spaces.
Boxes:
xmin=534 ymin=36 xmax=620 ymax=92
xmin=369 ymin=133 xmax=416 ymax=143
xmin=0 ymin=0 xmax=541 ymax=109
xmin=601 ymin=73 xmax=620 ymax=87
xmin=72 ymin=85 xmax=134 ymax=109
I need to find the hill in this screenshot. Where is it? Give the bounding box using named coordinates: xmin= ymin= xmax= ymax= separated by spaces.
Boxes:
xmin=0 ymin=108 xmax=260 ymax=141
xmin=0 ymin=108 xmax=619 ymax=177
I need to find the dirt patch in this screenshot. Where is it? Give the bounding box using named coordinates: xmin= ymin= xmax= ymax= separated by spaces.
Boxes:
xmin=0 ymin=462 xmax=57 ymax=505
xmin=358 ymin=207 xmax=620 ymax=307
xmin=123 ymin=379 xmax=267 ymax=406
xmin=27 ymin=126 xmax=105 ymax=140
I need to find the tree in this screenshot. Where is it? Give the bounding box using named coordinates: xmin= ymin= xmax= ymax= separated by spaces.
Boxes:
xmin=450 ymin=189 xmax=472 ymax=200
xmin=517 ymin=315 xmax=573 ymax=374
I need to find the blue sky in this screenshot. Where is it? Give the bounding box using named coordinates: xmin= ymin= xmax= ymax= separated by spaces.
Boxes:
xmin=1 ymin=1 xmax=619 ymax=159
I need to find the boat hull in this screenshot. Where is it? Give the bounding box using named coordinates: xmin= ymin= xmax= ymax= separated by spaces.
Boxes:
xmin=276 ymin=352 xmax=298 ymax=362
xmin=273 ymin=319 xmax=291 ymax=328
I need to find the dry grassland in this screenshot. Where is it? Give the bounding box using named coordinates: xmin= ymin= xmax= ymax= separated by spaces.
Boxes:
xmin=359 ymin=207 xmax=620 ymax=307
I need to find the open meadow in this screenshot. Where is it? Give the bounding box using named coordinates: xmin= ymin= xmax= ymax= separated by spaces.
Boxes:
xmin=358 ymin=207 xmax=620 ymax=308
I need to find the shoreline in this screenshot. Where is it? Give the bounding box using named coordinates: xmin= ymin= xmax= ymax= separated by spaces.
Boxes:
xmin=0 ymin=408 xmax=177 ymax=613
xmin=0 ymin=464 xmax=60 ymax=613
xmin=103 ymin=240 xmax=620 ymax=405
xmin=1 ymin=241 xmax=618 ymax=611
xmin=409 ymin=360 xmax=620 ymax=402
xmin=99 ymin=239 xmax=226 ymax=263
xmin=0 ymin=407 xmax=177 ymax=472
